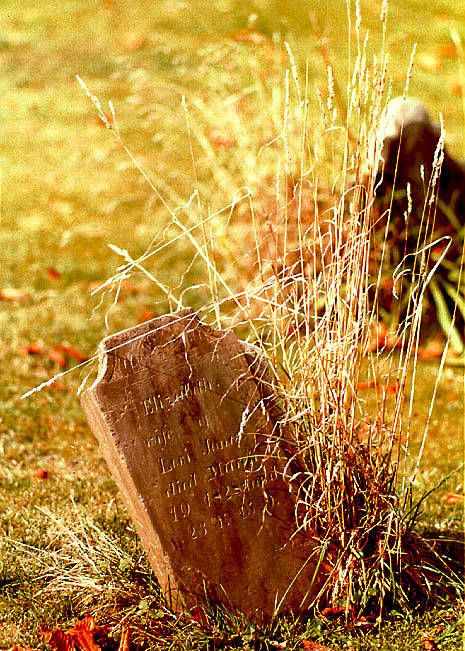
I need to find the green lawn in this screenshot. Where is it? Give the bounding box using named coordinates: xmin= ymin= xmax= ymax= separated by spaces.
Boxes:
xmin=0 ymin=1 xmax=463 ymax=648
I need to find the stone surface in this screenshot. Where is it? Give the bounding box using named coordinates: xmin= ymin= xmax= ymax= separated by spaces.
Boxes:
xmin=81 ymin=309 xmax=323 ymax=619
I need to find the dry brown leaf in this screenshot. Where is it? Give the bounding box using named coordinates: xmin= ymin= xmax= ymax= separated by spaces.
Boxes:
xmin=92 ymin=113 xmax=114 ymax=129
xmin=47 ymin=347 xmax=67 ymax=368
xmin=43 ymin=616 xmax=109 ymax=651
xmin=421 ymin=633 xmax=440 ymax=651
xmin=35 ymin=469 xmax=49 ymax=479
xmin=138 ymin=308 xmax=157 ymax=323
xmin=320 ymin=606 xmax=346 ymax=618
xmin=365 ymin=322 xmax=400 ymax=353
xmin=46 ymin=268 xmax=62 ymax=282
xmin=418 ymin=337 xmax=444 ymax=361
xmin=357 ymin=380 xmax=376 ymax=391
xmin=204 ymin=128 xmax=237 ymax=150
xmin=302 ymin=640 xmax=336 ymax=651
xmin=54 ymin=344 xmax=88 ymax=363
xmin=0 ymin=288 xmax=30 ymax=302
xmin=437 ymin=43 xmax=457 ymax=58
xmin=43 ymin=629 xmax=76 ymax=651
xmin=357 ymin=379 xmax=399 ymax=395
xmin=444 ymin=493 xmax=465 ymax=504
xmin=19 ymin=343 xmax=45 ymax=356
xmin=386 ymin=382 xmax=400 ymax=395
xmin=48 ymin=380 xmax=67 ymax=392
xmin=20 ymin=340 xmax=93 ymax=371
xmin=66 ymin=621 xmax=101 ymax=651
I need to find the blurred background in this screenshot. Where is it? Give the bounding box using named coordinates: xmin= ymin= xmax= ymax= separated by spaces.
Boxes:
xmin=1 ymin=0 xmax=463 ymax=645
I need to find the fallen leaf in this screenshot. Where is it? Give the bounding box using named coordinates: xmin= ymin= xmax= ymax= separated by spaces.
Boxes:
xmin=205 ymin=128 xmax=237 ymax=150
xmin=43 ymin=616 xmax=109 ymax=651
xmin=46 ymin=268 xmax=62 ymax=282
xmin=138 ymin=308 xmax=156 ymax=323
xmin=18 ymin=343 xmax=45 ymax=356
xmin=48 ymin=380 xmax=67 ymax=392
xmin=118 ymin=628 xmax=131 ymax=651
xmin=437 ymin=43 xmax=457 ymax=58
xmin=418 ymin=337 xmax=443 ymax=360
xmin=35 ymin=469 xmax=49 ymax=479
xmin=357 ymin=380 xmax=376 ymax=390
xmin=92 ymin=113 xmax=114 ymax=128
xmin=421 ymin=633 xmax=439 ymax=651
xmin=43 ymin=629 xmax=75 ymax=651
xmin=47 ymin=347 xmax=67 ymax=368
xmin=386 ymin=382 xmax=399 ymax=395
xmin=0 ymin=288 xmax=30 ymax=302
xmin=357 ymin=379 xmax=398 ymax=395
xmin=302 ymin=640 xmax=336 ymax=651
xmin=444 ymin=493 xmax=464 ymax=504
xmin=20 ymin=343 xmax=85 ymax=370
xmin=117 ymin=33 xmax=146 ymax=51
xmin=320 ymin=606 xmax=346 ymax=618
xmin=54 ymin=344 xmax=88 ymax=363
xmin=365 ymin=322 xmax=400 ymax=353
xmin=66 ymin=618 xmax=102 ymax=651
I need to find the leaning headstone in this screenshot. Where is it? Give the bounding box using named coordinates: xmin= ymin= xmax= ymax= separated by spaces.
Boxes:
xmin=81 ymin=309 xmax=324 ymax=620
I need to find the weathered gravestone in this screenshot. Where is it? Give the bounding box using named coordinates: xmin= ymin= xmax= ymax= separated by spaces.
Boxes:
xmin=81 ymin=309 xmax=323 ymax=619
xmin=379 ymin=96 xmax=465 ymax=226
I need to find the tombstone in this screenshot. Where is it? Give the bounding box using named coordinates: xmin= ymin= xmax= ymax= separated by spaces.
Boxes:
xmin=378 ymin=96 xmax=465 ymax=227
xmin=81 ymin=309 xmax=324 ymax=620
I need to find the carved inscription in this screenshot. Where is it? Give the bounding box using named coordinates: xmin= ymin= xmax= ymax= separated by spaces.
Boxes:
xmin=142 ymin=378 xmax=213 ymax=414
xmin=126 ymin=374 xmax=270 ymax=548
xmin=82 ymin=309 xmax=323 ymax=619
